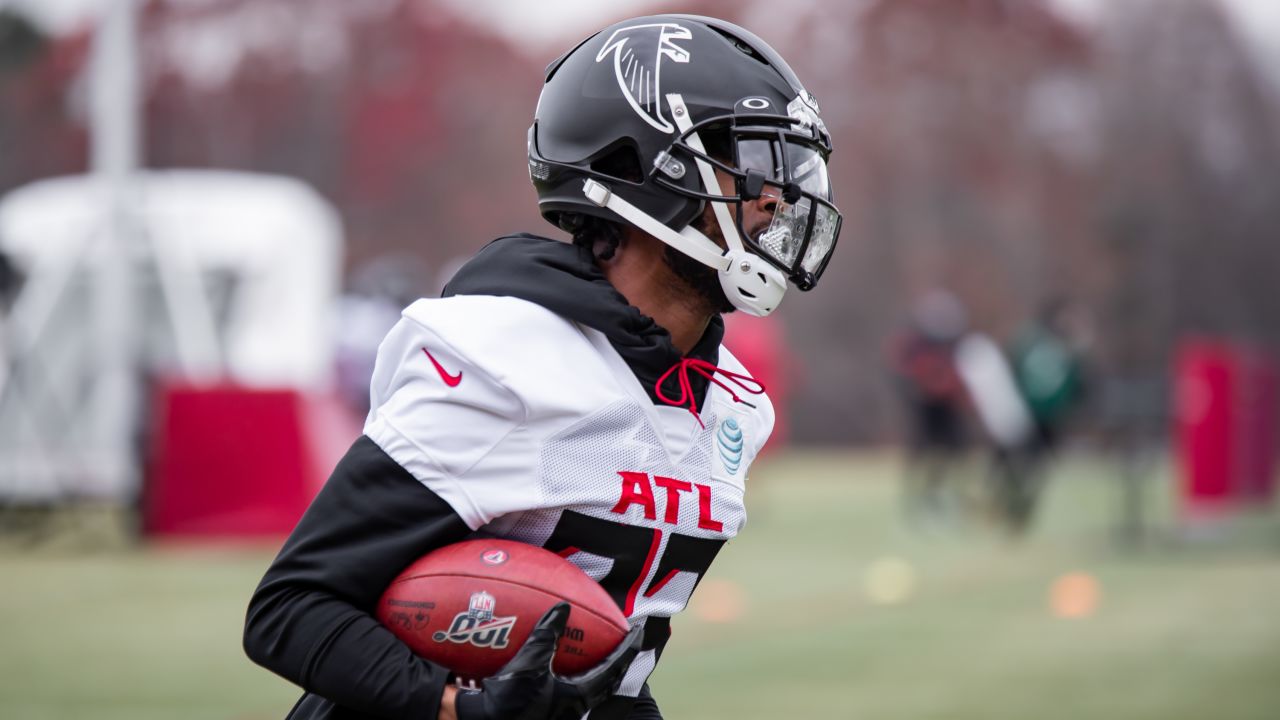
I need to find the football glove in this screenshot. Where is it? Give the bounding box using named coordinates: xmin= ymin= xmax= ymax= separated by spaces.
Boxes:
xmin=455 ymin=602 xmax=643 ymax=720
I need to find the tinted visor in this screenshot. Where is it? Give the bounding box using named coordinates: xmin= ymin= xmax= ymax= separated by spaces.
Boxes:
xmin=736 ymin=137 xmax=840 ymax=289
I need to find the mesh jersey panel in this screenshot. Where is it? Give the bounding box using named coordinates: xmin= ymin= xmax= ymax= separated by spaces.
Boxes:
xmin=489 ymin=400 xmax=744 ymax=548
xmin=473 ymin=399 xmax=749 ymax=696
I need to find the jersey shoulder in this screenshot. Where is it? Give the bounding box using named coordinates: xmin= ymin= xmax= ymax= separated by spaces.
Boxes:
xmin=366 ymin=296 xmax=607 ymax=529
xmin=401 ymin=295 xmax=587 ymax=376
xmin=401 ymin=295 xmax=624 ymax=403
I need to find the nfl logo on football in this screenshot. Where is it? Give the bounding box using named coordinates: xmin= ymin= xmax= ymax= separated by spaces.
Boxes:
xmin=467 ymin=591 xmax=497 ymax=623
xmin=432 ymin=591 xmax=516 ymax=649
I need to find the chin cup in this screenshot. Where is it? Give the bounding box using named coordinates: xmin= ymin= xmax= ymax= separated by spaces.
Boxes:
xmin=718 ymin=249 xmax=786 ymax=317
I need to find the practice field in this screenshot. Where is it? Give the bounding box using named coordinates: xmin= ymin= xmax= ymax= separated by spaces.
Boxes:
xmin=1 ymin=451 xmax=1278 ymax=720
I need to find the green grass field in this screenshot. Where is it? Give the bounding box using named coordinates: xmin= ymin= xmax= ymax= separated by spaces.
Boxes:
xmin=2 ymin=451 xmax=1278 ymax=719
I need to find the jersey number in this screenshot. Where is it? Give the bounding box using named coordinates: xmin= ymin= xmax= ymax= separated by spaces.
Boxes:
xmin=543 ymin=510 xmax=724 ymax=652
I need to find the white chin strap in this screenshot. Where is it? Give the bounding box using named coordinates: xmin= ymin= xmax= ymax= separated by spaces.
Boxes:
xmin=579 ymin=94 xmax=787 ymax=317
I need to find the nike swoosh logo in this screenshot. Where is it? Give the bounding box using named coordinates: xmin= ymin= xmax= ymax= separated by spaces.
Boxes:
xmin=422 ymin=348 xmax=462 ymax=387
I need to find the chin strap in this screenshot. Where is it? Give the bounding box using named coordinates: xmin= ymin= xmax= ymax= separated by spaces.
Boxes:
xmin=666 ymin=94 xmax=745 ymax=256
xmin=582 ymin=179 xmax=729 ymax=271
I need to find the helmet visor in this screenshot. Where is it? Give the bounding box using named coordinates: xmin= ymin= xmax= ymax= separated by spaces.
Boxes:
xmin=736 ymin=137 xmax=840 ymax=289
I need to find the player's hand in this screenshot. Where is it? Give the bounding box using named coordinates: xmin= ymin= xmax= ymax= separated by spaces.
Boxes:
xmin=550 ymin=605 xmax=644 ymax=717
xmin=454 ymin=602 xmax=643 ymax=720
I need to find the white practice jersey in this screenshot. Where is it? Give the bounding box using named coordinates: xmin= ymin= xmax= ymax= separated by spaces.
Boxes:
xmin=363 ymin=295 xmax=773 ymax=696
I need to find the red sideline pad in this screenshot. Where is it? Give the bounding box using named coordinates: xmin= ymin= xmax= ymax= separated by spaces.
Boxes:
xmin=144 ymin=382 xmax=360 ymax=538
xmin=1174 ymin=339 xmax=1277 ymax=518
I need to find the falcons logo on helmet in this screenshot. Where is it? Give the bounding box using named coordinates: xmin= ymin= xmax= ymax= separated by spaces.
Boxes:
xmin=595 ymin=23 xmax=693 ymax=134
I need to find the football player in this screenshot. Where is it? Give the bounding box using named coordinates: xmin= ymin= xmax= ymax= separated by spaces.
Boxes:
xmin=244 ymin=14 xmax=841 ymax=720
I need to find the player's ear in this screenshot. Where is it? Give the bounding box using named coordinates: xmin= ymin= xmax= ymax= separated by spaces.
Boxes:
xmin=596 ymin=225 xmax=643 ymax=266
xmin=594 ymin=233 xmax=624 ymax=263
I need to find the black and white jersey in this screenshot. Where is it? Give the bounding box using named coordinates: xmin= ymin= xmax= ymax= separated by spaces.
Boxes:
xmin=245 ymin=235 xmax=773 ymax=720
xmin=368 ymin=292 xmax=772 ymax=698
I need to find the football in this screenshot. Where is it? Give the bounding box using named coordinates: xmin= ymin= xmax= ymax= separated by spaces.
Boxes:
xmin=376 ymin=539 xmax=631 ymax=681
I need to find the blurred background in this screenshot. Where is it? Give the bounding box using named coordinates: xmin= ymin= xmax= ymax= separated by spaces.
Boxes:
xmin=0 ymin=0 xmax=1277 ymax=718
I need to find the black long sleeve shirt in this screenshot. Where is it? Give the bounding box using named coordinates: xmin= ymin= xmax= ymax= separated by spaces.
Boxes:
xmin=243 ymin=436 xmax=662 ymax=720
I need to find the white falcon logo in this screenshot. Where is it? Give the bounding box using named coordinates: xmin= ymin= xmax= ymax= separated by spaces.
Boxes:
xmin=595 ymin=23 xmax=693 ymax=134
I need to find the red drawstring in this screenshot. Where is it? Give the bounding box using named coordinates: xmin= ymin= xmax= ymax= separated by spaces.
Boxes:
xmin=654 ymin=358 xmax=767 ymax=428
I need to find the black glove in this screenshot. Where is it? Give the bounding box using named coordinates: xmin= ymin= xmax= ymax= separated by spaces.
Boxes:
xmin=455 ymin=602 xmax=643 ymax=720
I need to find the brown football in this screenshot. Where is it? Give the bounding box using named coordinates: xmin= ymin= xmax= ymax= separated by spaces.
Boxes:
xmin=376 ymin=539 xmax=630 ymax=681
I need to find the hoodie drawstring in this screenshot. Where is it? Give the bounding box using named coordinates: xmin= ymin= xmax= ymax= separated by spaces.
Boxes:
xmin=654 ymin=358 xmax=766 ymax=428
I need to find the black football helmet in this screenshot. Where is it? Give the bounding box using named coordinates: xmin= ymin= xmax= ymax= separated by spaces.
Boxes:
xmin=529 ymin=14 xmax=841 ymax=316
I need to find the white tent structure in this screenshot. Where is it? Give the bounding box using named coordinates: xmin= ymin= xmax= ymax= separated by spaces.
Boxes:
xmin=0 ymin=170 xmax=344 ymax=502
xmin=0 ymin=0 xmax=345 ymax=509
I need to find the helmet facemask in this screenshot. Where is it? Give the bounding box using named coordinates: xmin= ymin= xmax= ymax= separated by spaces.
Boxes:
xmin=581 ymin=92 xmax=840 ymax=316
xmin=655 ymin=99 xmax=842 ymax=294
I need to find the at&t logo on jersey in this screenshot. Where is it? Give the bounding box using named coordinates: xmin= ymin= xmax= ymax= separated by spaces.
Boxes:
xmin=717 ymin=418 xmax=744 ymax=475
xmin=432 ymin=591 xmax=516 ymax=649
